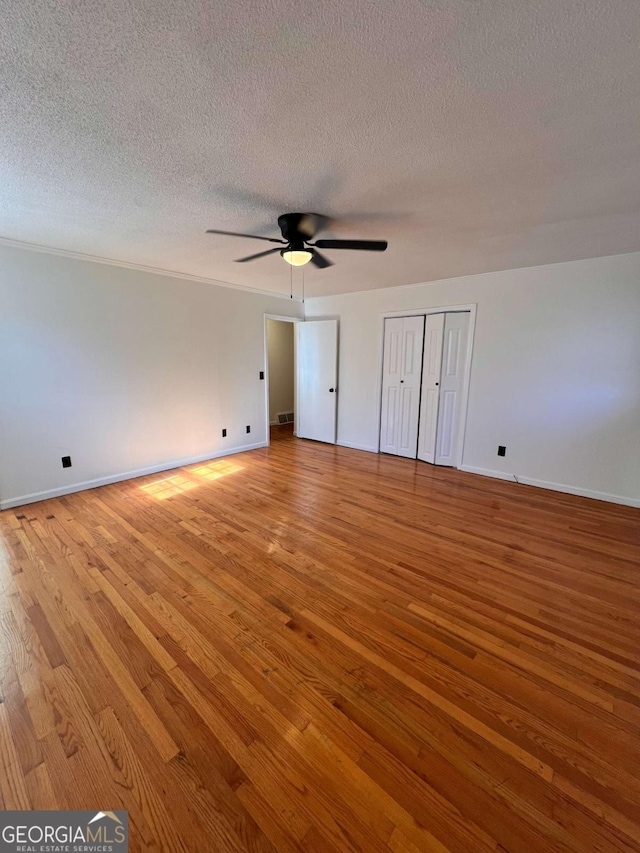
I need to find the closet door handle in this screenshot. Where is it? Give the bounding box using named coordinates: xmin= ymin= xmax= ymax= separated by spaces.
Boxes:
xmin=435 ymin=382 xmax=439 ymax=386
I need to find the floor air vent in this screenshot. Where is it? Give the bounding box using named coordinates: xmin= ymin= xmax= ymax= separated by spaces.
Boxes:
xmin=277 ymin=412 xmax=294 ymax=424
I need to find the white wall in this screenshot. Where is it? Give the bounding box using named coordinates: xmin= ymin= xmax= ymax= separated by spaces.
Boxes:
xmin=0 ymin=244 xmax=302 ymax=508
xmin=305 ymin=252 xmax=640 ymax=507
xmin=266 ymin=319 xmax=295 ymax=423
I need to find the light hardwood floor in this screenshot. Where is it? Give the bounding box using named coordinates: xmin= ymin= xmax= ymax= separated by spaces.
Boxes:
xmin=1 ymin=425 xmax=639 ymax=852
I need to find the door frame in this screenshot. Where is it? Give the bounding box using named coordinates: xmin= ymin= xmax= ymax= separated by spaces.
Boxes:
xmin=375 ymin=303 xmax=477 ymax=468
xmin=263 ymin=314 xmax=303 ymax=448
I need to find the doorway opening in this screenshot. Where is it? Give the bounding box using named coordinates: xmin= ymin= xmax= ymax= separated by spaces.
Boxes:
xmin=265 ymin=317 xmax=297 ymax=446
xmin=264 ymin=315 xmax=339 ymax=448
xmin=378 ymin=306 xmax=475 ymax=468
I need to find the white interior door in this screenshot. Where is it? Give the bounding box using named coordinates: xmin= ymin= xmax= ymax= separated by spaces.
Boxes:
xmin=435 ymin=312 xmax=470 ymax=466
xmin=296 ymin=320 xmax=338 ymax=444
xmin=380 ymin=316 xmax=425 ymax=458
xmin=417 ymin=313 xmax=445 ymax=463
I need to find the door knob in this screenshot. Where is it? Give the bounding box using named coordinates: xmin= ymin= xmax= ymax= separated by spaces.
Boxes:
xmin=400 ymin=380 xmax=404 ymax=384
xmin=329 ymin=388 xmax=335 ymax=393
xmin=435 ymin=382 xmax=439 ymax=386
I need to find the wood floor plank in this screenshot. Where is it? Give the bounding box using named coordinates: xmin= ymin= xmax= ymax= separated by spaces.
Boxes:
xmin=24 ymin=761 xmax=58 ymax=809
xmin=0 ymin=701 xmax=31 ymax=808
xmin=0 ymin=424 xmax=638 ymax=852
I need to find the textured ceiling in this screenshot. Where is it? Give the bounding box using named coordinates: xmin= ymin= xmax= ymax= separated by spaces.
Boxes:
xmin=1 ymin=0 xmax=639 ymax=297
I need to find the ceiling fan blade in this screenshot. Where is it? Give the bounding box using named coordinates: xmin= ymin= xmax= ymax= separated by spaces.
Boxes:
xmin=234 ymin=247 xmax=281 ymax=263
xmin=298 ymin=213 xmax=330 ymax=239
xmin=210 ymin=185 xmax=291 ymax=213
xmin=314 ymin=239 xmax=388 ymax=251
xmin=206 ymin=228 xmax=285 ymax=243
xmin=310 ymin=250 xmax=334 ymax=269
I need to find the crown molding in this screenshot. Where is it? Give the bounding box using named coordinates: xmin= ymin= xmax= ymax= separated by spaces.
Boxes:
xmin=0 ymin=235 xmax=298 ymax=301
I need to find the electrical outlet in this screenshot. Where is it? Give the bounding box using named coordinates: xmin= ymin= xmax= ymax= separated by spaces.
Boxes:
xmin=246 ymin=425 xmax=251 ymax=433
xmin=222 ymin=428 xmax=227 ymax=438
xmin=497 ymin=445 xmax=506 ymax=457
xmin=61 ymin=455 xmax=72 ymax=468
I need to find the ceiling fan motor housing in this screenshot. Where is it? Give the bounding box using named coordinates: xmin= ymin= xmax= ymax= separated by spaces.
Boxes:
xmin=281 ymin=240 xmax=307 ymax=254
xmin=278 ymin=212 xmax=319 ymax=243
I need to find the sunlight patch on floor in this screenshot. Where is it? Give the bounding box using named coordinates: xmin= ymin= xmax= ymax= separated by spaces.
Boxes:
xmin=189 ymin=460 xmax=244 ymax=481
xmin=140 ymin=474 xmax=198 ymax=500
xmin=140 ymin=459 xmax=244 ymax=500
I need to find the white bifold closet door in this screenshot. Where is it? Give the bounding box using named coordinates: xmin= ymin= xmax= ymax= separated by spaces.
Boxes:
xmin=417 ymin=313 xmax=445 ymax=463
xmin=418 ymin=311 xmax=470 ymax=466
xmin=433 ymin=312 xmax=470 ymax=466
xmin=380 ymin=316 xmax=425 ymax=458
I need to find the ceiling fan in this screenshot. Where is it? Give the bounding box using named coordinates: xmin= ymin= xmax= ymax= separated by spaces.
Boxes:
xmin=206 ymin=212 xmax=388 ymax=268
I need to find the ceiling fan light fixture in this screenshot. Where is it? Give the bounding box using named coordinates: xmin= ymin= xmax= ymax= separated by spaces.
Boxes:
xmin=281 ymin=247 xmax=313 ymax=266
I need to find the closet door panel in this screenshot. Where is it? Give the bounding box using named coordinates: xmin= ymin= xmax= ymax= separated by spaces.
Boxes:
xmin=380 ymin=316 xmax=424 ymax=458
xmin=397 ymin=316 xmax=425 ymax=458
xmin=380 ymin=318 xmax=403 ymax=454
xmin=435 ymin=312 xmax=470 ymax=466
xmin=417 ymin=313 xmax=445 ymax=463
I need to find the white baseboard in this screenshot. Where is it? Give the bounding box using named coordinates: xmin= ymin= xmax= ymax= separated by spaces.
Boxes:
xmin=337 ymin=440 xmax=378 ymax=453
xmin=0 ymin=441 xmax=267 ymax=510
xmin=459 ymin=465 xmax=516 ymax=482
xmin=5 ymin=448 xmax=636 ymax=511
xmin=459 ymin=465 xmax=640 ymax=508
